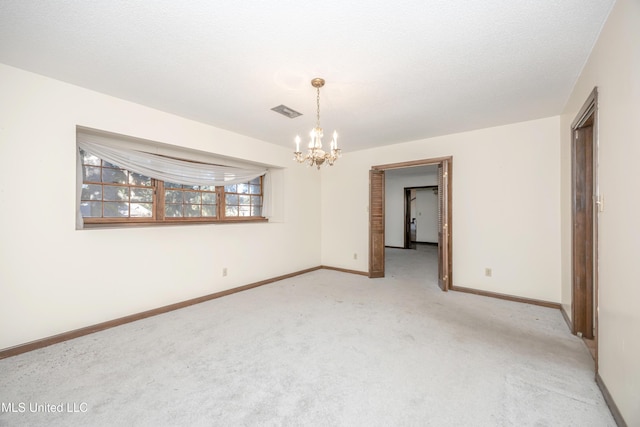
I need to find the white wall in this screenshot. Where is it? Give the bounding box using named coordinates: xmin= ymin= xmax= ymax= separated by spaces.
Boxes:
xmin=321 ymin=116 xmax=561 ymax=303
xmin=560 ymin=0 xmax=640 ymax=424
xmin=384 ymin=171 xmax=437 ymax=247
xmin=0 ymin=64 xmax=321 ymax=351
xmin=415 ymin=188 xmax=438 ymax=243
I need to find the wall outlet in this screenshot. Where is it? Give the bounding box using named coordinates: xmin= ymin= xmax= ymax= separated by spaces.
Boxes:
xmin=222 ymin=267 xmax=228 ymax=277
xmin=353 ymin=253 xmax=358 ymax=260
xmin=485 ymin=268 xmax=492 ymax=277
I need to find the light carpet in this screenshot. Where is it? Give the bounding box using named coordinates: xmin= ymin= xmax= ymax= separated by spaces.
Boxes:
xmin=0 ymin=247 xmax=615 ymax=426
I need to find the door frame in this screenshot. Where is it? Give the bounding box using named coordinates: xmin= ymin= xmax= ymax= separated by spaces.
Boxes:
xmin=571 ymin=87 xmax=599 ymax=366
xmin=369 ymin=157 xmax=452 ymax=289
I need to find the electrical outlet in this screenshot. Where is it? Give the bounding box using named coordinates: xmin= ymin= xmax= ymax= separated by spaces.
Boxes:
xmin=353 ymin=253 xmax=358 ymax=260
xmin=485 ymin=268 xmax=492 ymax=277
xmin=222 ymin=267 xmax=228 ymax=277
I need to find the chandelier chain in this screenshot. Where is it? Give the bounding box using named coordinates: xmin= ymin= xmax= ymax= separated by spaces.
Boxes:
xmin=316 ymin=87 xmax=321 ymax=128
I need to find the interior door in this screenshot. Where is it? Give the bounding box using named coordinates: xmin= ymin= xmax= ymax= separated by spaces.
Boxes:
xmin=369 ymin=169 xmax=385 ymax=278
xmin=572 ymin=125 xmax=594 ymax=339
xmin=438 ymin=160 xmax=450 ymax=291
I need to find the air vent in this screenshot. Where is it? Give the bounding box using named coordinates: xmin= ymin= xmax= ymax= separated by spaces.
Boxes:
xmin=271 ymin=104 xmax=302 ymax=119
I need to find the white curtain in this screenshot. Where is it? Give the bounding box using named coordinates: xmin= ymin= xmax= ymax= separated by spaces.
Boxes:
xmin=76 ymin=134 xmax=270 ymax=228
xmin=78 ymin=141 xmax=267 ymax=187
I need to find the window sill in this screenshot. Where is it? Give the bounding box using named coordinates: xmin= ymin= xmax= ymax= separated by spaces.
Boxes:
xmin=81 ymin=217 xmax=268 ymax=229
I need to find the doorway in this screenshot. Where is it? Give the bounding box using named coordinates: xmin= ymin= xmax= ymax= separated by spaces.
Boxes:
xmin=404 ymin=186 xmax=438 ymax=249
xmin=571 ymin=88 xmax=598 ymax=363
xmin=369 ymin=157 xmax=452 ymax=291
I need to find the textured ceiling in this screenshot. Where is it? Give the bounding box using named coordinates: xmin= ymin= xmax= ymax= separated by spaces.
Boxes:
xmin=0 ymin=1 xmax=615 ymax=152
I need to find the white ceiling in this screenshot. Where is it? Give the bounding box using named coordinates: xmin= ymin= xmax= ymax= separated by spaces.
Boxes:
xmin=0 ymin=1 xmax=615 ymax=152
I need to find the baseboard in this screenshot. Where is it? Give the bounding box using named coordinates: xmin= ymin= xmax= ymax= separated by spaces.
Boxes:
xmin=596 ymin=372 xmax=628 ymax=427
xmin=0 ymin=266 xmax=322 ymax=360
xmin=560 ymin=304 xmax=573 ymax=332
xmin=450 ymin=285 xmax=561 ymax=309
xmin=320 ymin=265 xmax=369 ymax=276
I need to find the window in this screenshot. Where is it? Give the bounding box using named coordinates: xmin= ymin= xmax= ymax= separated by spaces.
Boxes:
xmin=224 ymin=179 xmax=263 ymax=217
xmin=79 ymin=149 xmax=265 ymax=225
xmin=163 ymin=182 xmax=217 ymax=219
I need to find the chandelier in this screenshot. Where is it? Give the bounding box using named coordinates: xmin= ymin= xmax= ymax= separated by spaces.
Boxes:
xmin=293 ymin=78 xmax=341 ymax=169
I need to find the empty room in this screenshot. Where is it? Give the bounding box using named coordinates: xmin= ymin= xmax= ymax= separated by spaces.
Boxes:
xmin=0 ymin=1 xmax=638 ymax=426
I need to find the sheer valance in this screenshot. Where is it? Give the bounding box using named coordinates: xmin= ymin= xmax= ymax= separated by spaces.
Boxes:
xmin=78 ymin=141 xmax=267 ymax=187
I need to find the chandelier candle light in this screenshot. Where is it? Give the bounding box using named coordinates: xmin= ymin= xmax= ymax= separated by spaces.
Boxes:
xmin=293 ymin=78 xmax=341 ymax=169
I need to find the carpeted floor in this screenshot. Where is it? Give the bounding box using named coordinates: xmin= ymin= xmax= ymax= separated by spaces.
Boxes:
xmin=0 ymin=247 xmax=615 ymax=426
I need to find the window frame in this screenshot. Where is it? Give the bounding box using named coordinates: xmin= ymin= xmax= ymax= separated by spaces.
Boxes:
xmin=80 ymin=150 xmax=266 ymax=227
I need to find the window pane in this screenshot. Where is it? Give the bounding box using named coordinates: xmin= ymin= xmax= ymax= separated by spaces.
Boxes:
xmin=201 ymin=192 xmax=216 ymax=204
xmin=80 ymin=201 xmax=102 ymax=217
xmin=239 ymin=206 xmax=251 ymax=216
xmin=81 ymin=184 xmax=102 ymax=201
xmin=165 ymin=190 xmax=182 ymax=204
xmin=202 ymin=205 xmax=216 ymax=217
xmin=102 ymin=160 xmax=120 ymax=169
xmin=104 ymin=186 xmax=129 ymax=201
xmin=184 ymin=205 xmax=201 ymax=217
xmin=165 ymin=182 xmax=183 ymax=189
xmin=104 ymin=202 xmax=129 ymax=217
xmin=239 ymin=195 xmax=250 ymax=205
xmin=184 ymin=191 xmax=201 ymax=204
xmin=102 ymin=168 xmax=128 ymax=184
xmin=131 ymin=188 xmax=153 ymax=202
xmin=249 ymin=177 xmax=260 ymax=185
xmin=225 ymin=205 xmax=238 ymax=216
xmin=237 ymin=184 xmax=249 ymax=194
xmin=129 ymin=172 xmax=152 ymax=186
xmin=81 ymin=150 xmax=101 ymax=166
xmin=165 ymin=204 xmax=182 ymax=217
xmin=251 ymin=195 xmax=262 ymax=206
xmin=226 ymin=194 xmax=238 ymax=205
xmin=249 ymin=185 xmax=260 ymax=194
xmin=83 ymin=166 xmax=101 ymax=182
xmin=250 ymin=205 xmax=262 ymax=216
xmin=130 ymin=203 xmax=153 ymax=217
xmin=200 ymin=185 xmax=216 ymax=192
xmin=224 ymin=184 xmax=237 ymax=192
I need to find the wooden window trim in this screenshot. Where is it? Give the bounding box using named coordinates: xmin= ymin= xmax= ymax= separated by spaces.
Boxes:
xmin=82 ymin=217 xmax=268 ymax=229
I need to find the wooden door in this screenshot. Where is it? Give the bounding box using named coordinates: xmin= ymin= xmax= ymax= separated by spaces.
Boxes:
xmin=572 ymin=125 xmax=594 ymax=339
xmin=369 ymin=169 xmax=385 ymax=278
xmin=438 ymin=160 xmax=450 ymax=291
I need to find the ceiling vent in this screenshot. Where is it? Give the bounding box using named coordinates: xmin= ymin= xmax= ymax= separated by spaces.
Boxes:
xmin=271 ymin=104 xmax=302 ymax=119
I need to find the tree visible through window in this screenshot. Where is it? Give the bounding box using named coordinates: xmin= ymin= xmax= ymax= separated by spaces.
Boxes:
xmin=164 ymin=182 xmax=217 ymax=218
xmin=79 ymin=149 xmax=264 ymax=225
xmin=224 ymin=179 xmax=263 ymax=217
